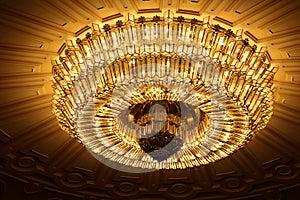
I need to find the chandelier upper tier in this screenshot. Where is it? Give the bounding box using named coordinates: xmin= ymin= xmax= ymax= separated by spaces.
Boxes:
xmin=52 ymin=11 xmax=277 ymax=171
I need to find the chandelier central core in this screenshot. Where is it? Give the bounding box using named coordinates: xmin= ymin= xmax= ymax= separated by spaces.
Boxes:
xmin=52 ymin=11 xmax=276 ymax=171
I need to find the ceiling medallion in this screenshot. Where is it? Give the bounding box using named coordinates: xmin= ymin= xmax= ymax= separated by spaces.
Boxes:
xmin=52 ymin=11 xmax=277 ymax=172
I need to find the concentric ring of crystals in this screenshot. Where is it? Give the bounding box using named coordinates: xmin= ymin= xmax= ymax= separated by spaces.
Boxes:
xmin=52 ymin=12 xmax=276 ymax=169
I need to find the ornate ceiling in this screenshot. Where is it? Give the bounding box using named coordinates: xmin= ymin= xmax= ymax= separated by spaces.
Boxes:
xmin=0 ymin=0 xmax=299 ymax=199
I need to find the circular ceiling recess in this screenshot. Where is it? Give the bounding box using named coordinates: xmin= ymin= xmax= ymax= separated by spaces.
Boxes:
xmin=51 ymin=11 xmax=276 ymax=172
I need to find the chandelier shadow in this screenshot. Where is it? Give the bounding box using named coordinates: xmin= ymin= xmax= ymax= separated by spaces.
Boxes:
xmin=52 ymin=11 xmax=277 ymax=171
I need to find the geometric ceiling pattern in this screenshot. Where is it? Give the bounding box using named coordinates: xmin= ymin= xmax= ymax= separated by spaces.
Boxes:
xmin=0 ymin=0 xmax=299 ymax=199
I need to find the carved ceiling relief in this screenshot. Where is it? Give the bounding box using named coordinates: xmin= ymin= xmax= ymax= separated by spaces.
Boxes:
xmin=0 ymin=136 xmax=299 ymax=199
xmin=0 ymin=0 xmax=300 ymax=199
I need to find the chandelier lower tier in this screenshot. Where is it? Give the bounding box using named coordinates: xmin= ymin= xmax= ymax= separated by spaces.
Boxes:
xmin=52 ymin=12 xmax=277 ymax=170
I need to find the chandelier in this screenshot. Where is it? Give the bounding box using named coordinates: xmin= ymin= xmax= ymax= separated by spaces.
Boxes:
xmin=52 ymin=11 xmax=277 ymax=171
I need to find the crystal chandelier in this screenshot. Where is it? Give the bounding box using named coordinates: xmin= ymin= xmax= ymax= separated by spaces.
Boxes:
xmin=52 ymin=11 xmax=277 ymax=170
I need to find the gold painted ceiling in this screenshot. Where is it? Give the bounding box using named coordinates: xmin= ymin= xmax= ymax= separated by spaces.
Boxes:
xmin=0 ymin=0 xmax=299 ymax=199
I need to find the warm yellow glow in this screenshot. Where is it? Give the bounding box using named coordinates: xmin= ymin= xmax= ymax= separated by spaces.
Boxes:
xmin=52 ymin=12 xmax=276 ymax=170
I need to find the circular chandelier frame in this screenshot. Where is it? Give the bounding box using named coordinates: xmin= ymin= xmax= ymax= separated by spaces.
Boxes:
xmin=51 ymin=11 xmax=277 ymax=170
